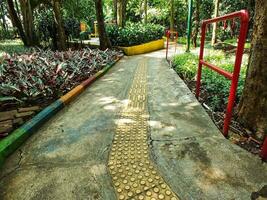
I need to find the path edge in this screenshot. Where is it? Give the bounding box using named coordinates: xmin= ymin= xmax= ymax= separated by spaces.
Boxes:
xmin=0 ymin=55 xmax=123 ymax=167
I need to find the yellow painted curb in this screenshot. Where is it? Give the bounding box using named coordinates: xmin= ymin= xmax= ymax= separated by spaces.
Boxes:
xmin=120 ymin=39 xmax=164 ymax=56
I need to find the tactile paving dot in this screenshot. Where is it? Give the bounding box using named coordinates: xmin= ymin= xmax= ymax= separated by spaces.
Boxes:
xmin=108 ymin=59 xmax=179 ymax=200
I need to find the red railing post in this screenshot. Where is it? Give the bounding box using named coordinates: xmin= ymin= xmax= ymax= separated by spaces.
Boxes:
xmin=175 ymin=32 xmax=178 ymax=53
xmin=223 ymin=10 xmax=249 ymax=135
xmin=166 ymin=30 xmax=178 ymax=60
xmin=195 ymin=10 xmax=249 ymax=137
xmin=166 ymin=30 xmax=170 ymax=59
xmin=196 ymin=23 xmax=207 ymax=99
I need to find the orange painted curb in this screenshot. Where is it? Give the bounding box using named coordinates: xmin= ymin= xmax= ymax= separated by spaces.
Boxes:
xmin=60 ymin=85 xmax=84 ymax=104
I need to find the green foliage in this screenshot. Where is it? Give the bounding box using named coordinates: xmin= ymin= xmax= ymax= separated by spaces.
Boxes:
xmin=35 ymin=8 xmax=83 ymax=45
xmin=63 ymin=0 xmax=95 ymax=23
xmin=224 ymin=38 xmax=251 ymax=49
xmin=107 ymin=23 xmax=165 ymax=47
xmin=148 ymin=8 xmax=169 ymax=25
xmin=126 ymin=0 xmax=143 ymax=22
xmin=0 ymin=40 xmax=28 ymax=54
xmin=0 ymin=48 xmax=121 ymax=102
xmin=177 ymin=37 xmax=187 ymax=45
xmin=35 ymin=9 xmax=55 ymax=44
xmin=172 ymin=53 xmax=198 ymax=79
xmin=172 ymin=51 xmax=247 ymax=111
xmin=217 ymin=29 xmax=233 ymax=42
xmin=0 ymin=29 xmax=14 ymax=40
xmin=80 ymin=31 xmax=91 ymax=40
xmin=64 ymin=18 xmax=81 ymax=39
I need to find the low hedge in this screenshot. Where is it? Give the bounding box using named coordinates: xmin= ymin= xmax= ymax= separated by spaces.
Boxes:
xmin=106 ymin=23 xmax=165 ymax=47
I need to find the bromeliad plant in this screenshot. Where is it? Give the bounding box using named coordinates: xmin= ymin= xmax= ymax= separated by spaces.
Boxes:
xmin=0 ymin=48 xmax=121 ymax=104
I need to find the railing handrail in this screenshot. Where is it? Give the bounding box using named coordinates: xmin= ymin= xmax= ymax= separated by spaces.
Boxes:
xmin=196 ymin=10 xmax=249 ymax=136
xmin=166 ymin=30 xmax=178 ymax=59
xmin=202 ymin=10 xmax=249 ymax=25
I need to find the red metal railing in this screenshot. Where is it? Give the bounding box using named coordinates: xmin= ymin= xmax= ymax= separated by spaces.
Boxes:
xmin=166 ymin=30 xmax=178 ymax=59
xmin=196 ymin=10 xmax=249 ymax=137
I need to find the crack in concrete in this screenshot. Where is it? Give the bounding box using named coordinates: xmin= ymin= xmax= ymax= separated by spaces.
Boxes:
xmin=0 ymin=149 xmax=23 ymax=180
xmin=149 ymin=136 xmax=196 ymax=143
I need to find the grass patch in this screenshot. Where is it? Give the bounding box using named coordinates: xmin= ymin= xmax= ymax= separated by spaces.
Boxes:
xmin=224 ymin=38 xmax=251 ymax=49
xmin=172 ymin=50 xmax=247 ymax=111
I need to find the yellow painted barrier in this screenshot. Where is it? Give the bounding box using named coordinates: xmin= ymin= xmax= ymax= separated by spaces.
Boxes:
xmin=120 ymin=39 xmax=164 ymax=56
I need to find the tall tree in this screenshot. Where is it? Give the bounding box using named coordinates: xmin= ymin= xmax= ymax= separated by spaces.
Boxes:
xmin=113 ymin=0 xmax=117 ymax=24
xmin=19 ymin=0 xmax=38 ymax=45
xmin=7 ymin=0 xmax=42 ymax=46
xmin=144 ymin=0 xmax=147 ymax=24
xmin=14 ymin=0 xmax=21 ymax=21
xmin=95 ymin=0 xmax=111 ymax=50
xmin=192 ymin=0 xmax=200 ymax=48
xmin=6 ymin=0 xmax=29 ymax=45
xmin=52 ymin=0 xmax=66 ymax=50
xmin=117 ymin=0 xmax=127 ymax=27
xmin=238 ymin=0 xmax=267 ymax=141
xmin=0 ymin=2 xmax=8 ymax=32
xmin=170 ymin=0 xmax=174 ymax=32
xmin=211 ymin=0 xmax=219 ymax=46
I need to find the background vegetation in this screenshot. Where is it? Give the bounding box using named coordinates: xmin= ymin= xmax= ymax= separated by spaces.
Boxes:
xmin=107 ymin=23 xmax=164 ymax=46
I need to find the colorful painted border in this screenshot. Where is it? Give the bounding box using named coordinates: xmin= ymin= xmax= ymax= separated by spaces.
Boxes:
xmin=0 ymin=56 xmax=123 ymax=166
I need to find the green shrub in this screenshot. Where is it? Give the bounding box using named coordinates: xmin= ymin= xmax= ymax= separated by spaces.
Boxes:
xmin=172 ymin=53 xmax=198 ymax=80
xmin=36 ymin=9 xmax=84 ymax=45
xmin=0 ymin=40 xmax=28 ymax=54
xmin=64 ymin=18 xmax=81 ymax=39
xmin=172 ymin=51 xmax=247 ymax=111
xmin=177 ymin=37 xmax=187 ymax=45
xmin=106 ymin=22 xmax=165 ymax=47
xmin=0 ymin=29 xmax=14 ymax=40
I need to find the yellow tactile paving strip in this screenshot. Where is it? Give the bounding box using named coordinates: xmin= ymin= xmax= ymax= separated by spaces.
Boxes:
xmin=108 ymin=59 xmax=179 ymax=200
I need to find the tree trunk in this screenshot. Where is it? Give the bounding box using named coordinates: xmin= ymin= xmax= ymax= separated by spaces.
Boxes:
xmin=170 ymin=0 xmax=174 ymax=31
xmin=19 ymin=0 xmax=38 ymax=45
xmin=95 ymin=0 xmax=111 ymax=50
xmin=192 ymin=0 xmax=200 ymax=48
xmin=144 ymin=0 xmax=147 ymax=24
xmin=117 ymin=0 xmax=127 ymax=27
xmin=113 ymin=0 xmax=117 ymax=24
xmin=211 ymin=0 xmax=219 ymax=46
xmin=122 ymin=0 xmax=127 ymax=26
xmin=52 ymin=0 xmax=66 ymax=51
xmin=238 ymin=0 xmax=267 ymax=141
xmin=14 ymin=0 xmax=21 ymax=21
xmin=6 ymin=0 xmax=29 ymax=45
xmin=0 ymin=3 xmax=8 ymax=32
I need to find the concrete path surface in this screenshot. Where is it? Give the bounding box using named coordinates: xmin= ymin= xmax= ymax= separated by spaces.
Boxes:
xmin=0 ymin=49 xmax=266 ymax=200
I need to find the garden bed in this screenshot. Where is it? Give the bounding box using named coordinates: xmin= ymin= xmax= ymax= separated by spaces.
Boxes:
xmin=107 ymin=22 xmax=165 ymax=55
xmin=0 ymin=48 xmax=122 ymax=139
xmin=171 ymin=50 xmax=262 ymax=156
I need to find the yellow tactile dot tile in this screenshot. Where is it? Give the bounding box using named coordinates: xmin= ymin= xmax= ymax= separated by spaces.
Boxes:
xmin=108 ymin=60 xmax=179 ymax=200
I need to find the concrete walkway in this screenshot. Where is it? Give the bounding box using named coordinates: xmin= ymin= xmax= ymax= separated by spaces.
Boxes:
xmin=0 ymin=49 xmax=266 ymax=200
